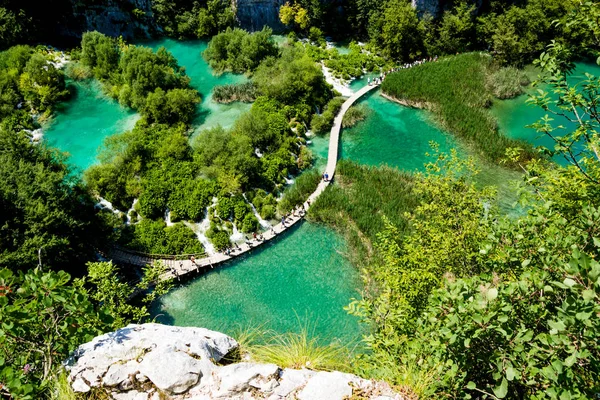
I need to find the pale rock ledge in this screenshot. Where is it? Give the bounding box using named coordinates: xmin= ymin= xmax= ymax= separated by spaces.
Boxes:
xmin=65 ymin=323 xmax=404 ymax=400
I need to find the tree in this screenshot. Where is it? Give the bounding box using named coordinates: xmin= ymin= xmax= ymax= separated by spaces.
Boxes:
xmin=80 ymin=31 xmax=119 ymax=79
xmin=377 ymin=0 xmax=424 ymax=61
xmin=0 ymin=128 xmax=116 ymax=274
xmin=0 ymin=7 xmax=23 ymax=49
xmin=435 ymin=1 xmax=476 ymax=54
xmin=0 ymin=268 xmax=111 ymax=399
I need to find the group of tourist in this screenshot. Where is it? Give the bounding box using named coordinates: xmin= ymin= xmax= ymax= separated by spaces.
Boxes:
xmin=368 ymin=56 xmax=440 ymax=86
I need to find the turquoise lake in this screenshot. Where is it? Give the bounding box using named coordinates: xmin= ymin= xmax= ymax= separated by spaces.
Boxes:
xmin=492 ymin=62 xmax=600 ymax=161
xmin=43 ymin=39 xmax=249 ymax=171
xmin=43 ymin=80 xmax=139 ymax=172
xmin=43 ymin=39 xmax=595 ymax=343
xmin=153 ymin=222 xmax=362 ymax=342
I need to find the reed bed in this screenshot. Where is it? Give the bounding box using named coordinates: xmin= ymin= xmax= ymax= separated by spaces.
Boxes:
xmin=308 ymin=160 xmax=419 ymax=264
xmin=381 ymin=53 xmax=535 ymax=165
xmin=212 ymin=82 xmax=258 ymax=104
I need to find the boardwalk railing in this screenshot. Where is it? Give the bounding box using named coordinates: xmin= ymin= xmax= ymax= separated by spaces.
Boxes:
xmin=106 ymin=83 xmax=380 ymax=281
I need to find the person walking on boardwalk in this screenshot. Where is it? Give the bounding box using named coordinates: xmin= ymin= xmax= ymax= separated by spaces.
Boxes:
xmin=190 ymin=255 xmax=196 ymax=265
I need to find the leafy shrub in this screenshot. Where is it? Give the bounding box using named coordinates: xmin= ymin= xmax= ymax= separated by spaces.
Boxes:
xmin=210 ymin=230 xmax=231 ymax=251
xmin=121 ymin=220 xmax=203 ymax=255
xmin=80 ymin=32 xmax=198 ymax=124
xmin=241 ymin=213 xmax=259 ymax=233
xmin=203 ymin=27 xmax=278 ymax=74
xmin=310 ymin=97 xmax=345 ymax=134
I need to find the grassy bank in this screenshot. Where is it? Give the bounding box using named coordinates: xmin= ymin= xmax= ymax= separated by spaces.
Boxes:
xmin=381 ymin=53 xmax=535 ymax=164
xmin=307 ymin=160 xmax=419 ymax=265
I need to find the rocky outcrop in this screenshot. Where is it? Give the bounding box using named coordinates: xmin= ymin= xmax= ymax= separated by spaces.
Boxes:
xmin=233 ymin=0 xmax=287 ymax=32
xmin=66 ymin=323 xmax=404 ymax=400
xmin=59 ymin=0 xmax=158 ymax=41
xmin=411 ymin=0 xmax=444 ymax=17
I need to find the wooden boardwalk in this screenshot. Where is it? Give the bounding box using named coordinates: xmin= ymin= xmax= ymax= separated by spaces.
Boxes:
xmin=106 ymin=83 xmax=379 ymax=281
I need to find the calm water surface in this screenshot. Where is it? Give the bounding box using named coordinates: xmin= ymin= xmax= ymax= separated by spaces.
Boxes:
xmin=44 ymin=39 xmax=249 ymax=170
xmin=153 ymin=222 xmax=362 ymax=342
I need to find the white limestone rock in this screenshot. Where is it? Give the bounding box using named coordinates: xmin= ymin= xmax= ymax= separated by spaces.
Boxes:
xmin=212 ymin=362 xmax=280 ymax=398
xmin=138 ymin=348 xmax=202 ymax=393
xmin=66 ymin=323 xmax=238 ymax=394
xmin=298 ymin=371 xmax=355 ymax=400
xmin=66 ymin=323 xmax=405 ymax=400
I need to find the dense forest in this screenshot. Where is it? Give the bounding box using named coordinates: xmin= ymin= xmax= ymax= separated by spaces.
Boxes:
xmin=0 ymin=0 xmax=599 ymax=398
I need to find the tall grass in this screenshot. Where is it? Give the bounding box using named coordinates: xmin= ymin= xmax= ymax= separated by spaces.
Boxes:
xmin=485 ymin=65 xmax=530 ymax=99
xmin=308 ymin=160 xmax=419 ymax=265
xmin=48 ymin=370 xmax=111 ymax=400
xmin=212 ymin=82 xmax=258 ymax=103
xmin=342 ymin=104 xmax=368 ymax=128
xmin=381 ymin=53 xmax=536 ymax=165
xmin=234 ymin=323 xmax=356 ymax=373
xmin=278 ymin=169 xmax=321 ymax=213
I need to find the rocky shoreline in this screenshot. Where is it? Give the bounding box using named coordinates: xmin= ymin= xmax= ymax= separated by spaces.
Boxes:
xmin=66 ymin=323 xmax=405 ymax=400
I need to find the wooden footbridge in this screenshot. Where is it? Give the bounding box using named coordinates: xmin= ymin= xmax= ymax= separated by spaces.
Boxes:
xmin=105 ymin=83 xmax=379 ymax=282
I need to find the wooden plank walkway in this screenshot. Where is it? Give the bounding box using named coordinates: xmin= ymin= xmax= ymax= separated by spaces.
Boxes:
xmin=106 ymin=83 xmax=380 ymax=282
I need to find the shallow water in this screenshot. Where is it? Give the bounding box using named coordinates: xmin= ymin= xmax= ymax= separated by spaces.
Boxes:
xmin=492 ymin=62 xmax=600 ymax=162
xmin=44 ymin=40 xmax=249 ymax=171
xmin=144 ymin=38 xmax=251 ymax=135
xmin=340 ymin=90 xmax=456 ymax=171
xmin=43 ymin=80 xmax=139 ymax=172
xmin=153 ymin=222 xmax=363 ymax=343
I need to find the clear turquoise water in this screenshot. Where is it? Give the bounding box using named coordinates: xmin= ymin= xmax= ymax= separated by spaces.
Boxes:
xmin=44 ymin=39 xmax=249 ymax=171
xmin=340 ymin=89 xmax=456 ymax=171
xmin=492 ymin=62 xmax=600 ymax=162
xmin=144 ymin=38 xmax=251 ymax=134
xmin=153 ymin=222 xmax=362 ymax=342
xmin=43 ymin=80 xmax=139 ymax=172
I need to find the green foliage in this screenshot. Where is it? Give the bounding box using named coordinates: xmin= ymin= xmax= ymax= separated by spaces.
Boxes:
xmin=0 ymin=128 xmax=117 ymax=273
xmin=210 ymin=230 xmax=231 ymax=251
xmin=80 ymin=32 xmax=199 ymax=124
xmin=0 ymin=45 xmax=68 ymax=116
xmin=341 ymin=104 xmax=367 ymax=128
xmin=0 ymin=7 xmax=23 ymax=49
xmin=152 ymin=0 xmax=234 ymax=39
xmin=121 ymin=220 xmax=204 ymax=255
xmin=309 ymin=160 xmax=418 ymax=264
xmin=279 ymin=2 xmax=310 ymax=30
xmin=80 ymin=31 xmax=119 ymax=80
xmin=350 ymin=33 xmax=600 ymax=397
xmin=0 ymin=268 xmax=111 ymax=399
xmin=371 ymin=0 xmax=424 ymax=61
xmin=253 ymin=44 xmax=331 ymax=121
xmin=310 ymin=97 xmax=345 ymax=134
xmin=477 ymin=0 xmax=574 ymax=66
xmin=381 ymin=53 xmax=536 ymax=164
xmin=278 ymin=169 xmax=321 ymax=214
xmin=212 ymin=81 xmax=258 ymax=104
xmin=87 ymin=260 xmax=174 ymax=329
xmin=86 ymin=261 xmax=146 ymax=328
xmin=203 ymin=27 xmax=278 ymax=74
xmin=486 ymin=65 xmax=530 ymax=99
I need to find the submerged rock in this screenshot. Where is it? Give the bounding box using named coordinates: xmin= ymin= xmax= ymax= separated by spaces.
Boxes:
xmin=66 ymin=323 xmax=404 ymax=399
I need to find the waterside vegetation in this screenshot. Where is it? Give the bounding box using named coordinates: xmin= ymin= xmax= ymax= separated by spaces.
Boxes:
xmin=381 ymin=53 xmax=535 ymax=164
